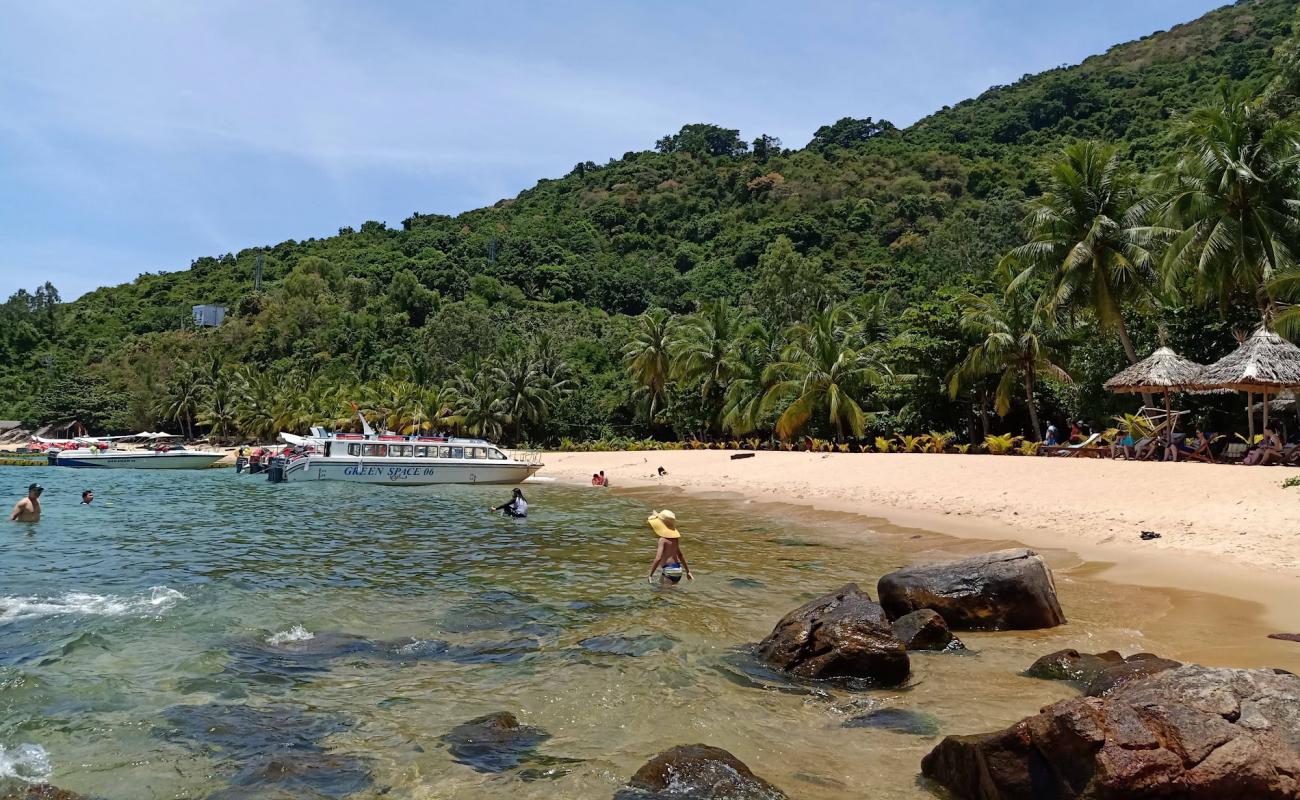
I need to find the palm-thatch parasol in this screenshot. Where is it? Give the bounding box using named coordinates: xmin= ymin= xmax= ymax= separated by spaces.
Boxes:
xmin=1190 ymin=327 xmax=1300 ymax=436
xmin=1104 ymin=347 xmax=1206 ymax=439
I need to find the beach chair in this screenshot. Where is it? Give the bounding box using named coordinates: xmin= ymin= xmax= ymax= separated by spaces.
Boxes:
xmin=1041 ymin=432 xmax=1102 ymax=457
xmin=1220 ymin=442 xmax=1250 ymax=463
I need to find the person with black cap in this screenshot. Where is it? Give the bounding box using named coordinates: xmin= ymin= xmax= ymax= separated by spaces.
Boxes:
xmin=10 ymin=483 xmax=43 ymax=522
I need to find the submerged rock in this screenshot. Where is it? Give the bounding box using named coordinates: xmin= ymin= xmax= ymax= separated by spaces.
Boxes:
xmin=755 ymin=583 xmax=909 ymax=686
xmin=441 ymin=711 xmax=551 ymax=773
xmin=0 ymin=787 xmax=86 ymax=800
xmin=922 ymin=665 xmax=1300 ymax=799
xmin=578 ymin=634 xmax=676 ymax=657
xmin=890 ymin=609 xmax=964 ymax=652
xmin=843 ymin=707 xmax=941 ymax=737
xmin=616 ymin=744 xmax=787 ymax=799
xmin=1025 ymin=648 xmax=1181 ymax=696
xmin=877 ymin=548 xmax=1065 ymax=631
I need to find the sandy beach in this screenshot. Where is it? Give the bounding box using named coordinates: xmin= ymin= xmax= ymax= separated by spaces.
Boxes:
xmin=542 ymin=450 xmax=1300 ymax=603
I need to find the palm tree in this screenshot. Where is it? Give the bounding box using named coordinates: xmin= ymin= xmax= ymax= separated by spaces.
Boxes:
xmin=1003 ymin=141 xmax=1160 ymax=366
xmin=721 ymin=321 xmax=783 ymax=436
xmin=1156 ymin=92 xmax=1300 ymax=322
xmin=157 ymin=368 xmax=203 ymax=439
xmin=672 ymin=300 xmax=745 ymax=434
xmin=948 ymin=288 xmax=1072 ymax=441
xmin=446 ymin=365 xmax=509 ymax=439
xmin=623 ymin=308 xmax=678 ymax=424
xmin=761 ymin=305 xmax=891 ymax=441
xmin=492 ymin=351 xmax=553 ymax=444
xmin=235 ymin=370 xmax=280 ymax=441
xmin=197 ymin=370 xmax=241 ymax=441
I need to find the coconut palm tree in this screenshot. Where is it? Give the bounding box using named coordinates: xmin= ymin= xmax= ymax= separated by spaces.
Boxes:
xmin=157 ymin=368 xmax=203 ymax=439
xmin=761 ymin=305 xmax=891 ymax=441
xmin=623 ymin=308 xmax=678 ymax=423
xmin=235 ymin=370 xmax=280 ymax=441
xmin=1156 ymin=92 xmax=1300 ymax=322
xmin=721 ymin=320 xmax=783 ymax=436
xmin=948 ymin=287 xmax=1072 ymax=441
xmin=197 ymin=370 xmax=241 ymax=441
xmin=1003 ymin=141 xmax=1160 ymax=366
xmin=492 ymin=351 xmax=553 ymax=444
xmin=446 ymin=365 xmax=509 ymax=439
xmin=672 ymin=300 xmax=746 ymax=434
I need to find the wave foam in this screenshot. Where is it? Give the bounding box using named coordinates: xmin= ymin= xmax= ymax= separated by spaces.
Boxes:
xmin=266 ymin=625 xmax=315 ymax=645
xmin=0 ymin=743 xmax=51 ymax=783
xmin=0 ymin=585 xmax=186 ymax=624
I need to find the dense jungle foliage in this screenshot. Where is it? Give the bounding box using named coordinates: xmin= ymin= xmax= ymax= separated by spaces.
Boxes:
xmin=4 ymin=0 xmax=1300 ymax=446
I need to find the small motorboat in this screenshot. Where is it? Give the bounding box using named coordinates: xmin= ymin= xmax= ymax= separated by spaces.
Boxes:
xmin=46 ymin=432 xmax=225 ymax=470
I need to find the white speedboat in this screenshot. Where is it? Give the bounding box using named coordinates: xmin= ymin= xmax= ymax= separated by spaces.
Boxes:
xmin=46 ymin=433 xmax=225 ymax=470
xmin=269 ymin=426 xmax=542 ymax=485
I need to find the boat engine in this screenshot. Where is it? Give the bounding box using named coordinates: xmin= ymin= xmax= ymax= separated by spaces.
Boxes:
xmin=266 ymin=456 xmax=286 ymax=483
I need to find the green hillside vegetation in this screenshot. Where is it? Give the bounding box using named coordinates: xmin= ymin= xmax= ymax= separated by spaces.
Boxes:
xmin=4 ymin=0 xmax=1299 ymax=448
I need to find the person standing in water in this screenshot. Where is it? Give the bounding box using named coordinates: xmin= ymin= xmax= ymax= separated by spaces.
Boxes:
xmin=646 ymin=509 xmax=693 ymax=585
xmin=491 ymin=488 xmax=528 ymax=518
xmin=10 ymin=483 xmax=43 ymax=522
xmin=80 ymin=489 xmax=94 ymax=505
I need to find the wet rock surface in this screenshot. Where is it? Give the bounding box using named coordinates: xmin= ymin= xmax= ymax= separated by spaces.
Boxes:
xmin=755 ymin=583 xmax=909 ymax=686
xmin=615 ymin=744 xmax=787 ymax=799
xmin=877 ymin=548 xmax=1066 ymax=630
xmin=922 ymin=665 xmax=1300 ymax=799
xmin=1025 ymin=649 xmax=1182 ymax=696
xmin=843 ymin=707 xmax=941 ymax=737
xmin=578 ymin=634 xmax=676 ymax=657
xmin=890 ymin=609 xmax=964 ymax=651
xmin=157 ymin=702 xmax=371 ymax=798
xmin=440 ymin=711 xmax=552 ymax=773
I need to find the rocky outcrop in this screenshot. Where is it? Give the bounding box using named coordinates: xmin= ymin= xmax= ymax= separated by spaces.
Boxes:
xmin=755 ymin=583 xmax=909 ymax=686
xmin=441 ymin=712 xmax=550 ymax=773
xmin=877 ymin=548 xmax=1066 ymax=631
xmin=890 ymin=609 xmax=964 ymax=651
xmin=922 ymin=665 xmax=1300 ymax=799
xmin=616 ymin=744 xmax=786 ymax=799
xmin=1025 ymin=649 xmax=1181 ymax=696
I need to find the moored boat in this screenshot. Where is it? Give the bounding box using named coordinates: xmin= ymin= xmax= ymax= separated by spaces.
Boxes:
xmin=269 ymin=426 xmax=542 ymax=485
xmin=45 ymin=433 xmax=225 ymax=470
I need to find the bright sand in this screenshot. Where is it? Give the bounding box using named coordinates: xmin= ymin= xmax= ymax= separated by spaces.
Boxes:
xmin=541 ymin=450 xmax=1300 ymax=631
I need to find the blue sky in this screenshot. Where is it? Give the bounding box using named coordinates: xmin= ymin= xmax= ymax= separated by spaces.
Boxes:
xmin=1 ymin=1 xmax=1226 ymax=300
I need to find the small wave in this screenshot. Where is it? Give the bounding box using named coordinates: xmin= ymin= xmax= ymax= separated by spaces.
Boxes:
xmin=0 ymin=585 xmax=186 ymax=624
xmin=0 ymin=743 xmax=51 ymax=783
xmin=266 ymin=625 xmax=315 ymax=645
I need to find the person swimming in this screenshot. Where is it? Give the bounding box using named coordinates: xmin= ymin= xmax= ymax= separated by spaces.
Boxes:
xmin=491 ymin=488 xmax=528 ymax=518
xmin=646 ymin=509 xmax=692 ymax=585
xmin=10 ymin=483 xmax=43 ymax=522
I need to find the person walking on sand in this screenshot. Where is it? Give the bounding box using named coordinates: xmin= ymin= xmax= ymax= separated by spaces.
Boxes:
xmin=10 ymin=483 xmax=43 ymax=522
xmin=646 ymin=510 xmax=693 ymax=586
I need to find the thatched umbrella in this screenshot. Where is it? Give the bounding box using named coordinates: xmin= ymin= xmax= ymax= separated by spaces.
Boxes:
xmin=1190 ymin=327 xmax=1300 ymax=436
xmin=1104 ymin=347 xmax=1205 ymax=440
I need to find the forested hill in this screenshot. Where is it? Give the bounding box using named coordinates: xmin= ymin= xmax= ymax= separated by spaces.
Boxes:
xmin=3 ymin=0 xmax=1296 ymax=443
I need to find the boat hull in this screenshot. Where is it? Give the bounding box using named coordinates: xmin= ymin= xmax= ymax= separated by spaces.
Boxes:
xmin=53 ymin=452 xmax=225 ymax=470
xmin=282 ymin=456 xmax=541 ymax=485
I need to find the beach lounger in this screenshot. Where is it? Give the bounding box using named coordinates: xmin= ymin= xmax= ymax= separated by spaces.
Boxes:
xmin=1041 ymin=433 xmax=1103 ymax=457
xmin=1220 ymin=442 xmax=1250 ymax=463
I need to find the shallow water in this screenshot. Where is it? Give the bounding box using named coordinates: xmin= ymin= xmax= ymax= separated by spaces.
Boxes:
xmin=1 ymin=466 xmax=1296 ymax=799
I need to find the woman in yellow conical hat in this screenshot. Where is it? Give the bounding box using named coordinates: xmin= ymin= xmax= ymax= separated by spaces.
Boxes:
xmin=646 ymin=509 xmax=693 ymax=586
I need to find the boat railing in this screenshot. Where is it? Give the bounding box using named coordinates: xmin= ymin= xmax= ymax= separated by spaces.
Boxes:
xmin=508 ymin=449 xmax=544 ymax=464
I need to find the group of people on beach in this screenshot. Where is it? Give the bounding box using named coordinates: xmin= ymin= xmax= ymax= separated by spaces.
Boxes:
xmin=9 ymin=483 xmax=94 ymax=522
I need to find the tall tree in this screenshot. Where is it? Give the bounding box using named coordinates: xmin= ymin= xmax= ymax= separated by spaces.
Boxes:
xmin=623 ymin=309 xmax=677 ymax=424
xmin=1156 ymin=92 xmax=1300 ymax=322
xmin=672 ymin=301 xmax=745 ymax=434
xmin=492 ymin=351 xmax=553 ymax=445
xmin=1003 ymin=141 xmax=1158 ymax=366
xmin=762 ymin=305 xmax=891 ymax=440
xmin=948 ymin=286 xmax=1072 ymax=441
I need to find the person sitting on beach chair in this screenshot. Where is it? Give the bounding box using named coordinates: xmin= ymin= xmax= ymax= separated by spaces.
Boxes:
xmin=1168 ymin=429 xmax=1214 ymax=463
xmin=1243 ymin=428 xmax=1283 ymax=466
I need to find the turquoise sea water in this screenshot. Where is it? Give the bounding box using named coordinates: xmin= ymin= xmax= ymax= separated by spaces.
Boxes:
xmin=1 ymin=466 xmax=1294 ymax=799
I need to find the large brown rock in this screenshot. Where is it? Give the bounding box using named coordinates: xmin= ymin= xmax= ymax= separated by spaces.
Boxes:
xmin=1025 ymin=649 xmax=1181 ymax=696
xmin=922 ymin=665 xmax=1300 ymax=799
xmin=891 ymin=609 xmax=964 ymax=652
xmin=877 ymin=548 xmax=1066 ymax=630
xmin=755 ymin=583 xmax=909 ymax=686
xmin=619 ymin=744 xmax=786 ymax=799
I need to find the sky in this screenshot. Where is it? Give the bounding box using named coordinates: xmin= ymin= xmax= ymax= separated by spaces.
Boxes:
xmin=0 ymin=0 xmax=1228 ymax=301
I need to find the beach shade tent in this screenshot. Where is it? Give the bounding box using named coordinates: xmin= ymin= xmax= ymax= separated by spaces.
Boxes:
xmin=1189 ymin=327 xmax=1300 ymax=437
xmin=1103 ymin=346 xmax=1206 ymax=441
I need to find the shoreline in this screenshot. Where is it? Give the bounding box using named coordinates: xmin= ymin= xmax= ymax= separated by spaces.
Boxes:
xmin=540 ymin=450 xmax=1300 ymax=631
